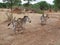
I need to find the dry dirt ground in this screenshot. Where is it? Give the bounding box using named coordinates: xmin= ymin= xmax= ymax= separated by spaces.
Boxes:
xmin=0 ymin=10 xmax=60 ymax=45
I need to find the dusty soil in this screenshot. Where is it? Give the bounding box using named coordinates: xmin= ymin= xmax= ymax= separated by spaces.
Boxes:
xmin=0 ymin=10 xmax=60 ymax=45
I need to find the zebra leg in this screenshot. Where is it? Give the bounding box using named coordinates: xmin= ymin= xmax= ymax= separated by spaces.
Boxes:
xmin=17 ymin=28 xmax=20 ymax=34
xmin=43 ymin=19 xmax=47 ymax=25
xmin=19 ymin=26 xmax=25 ymax=34
xmin=43 ymin=21 xmax=46 ymax=25
xmin=41 ymin=20 xmax=46 ymax=25
xmin=13 ymin=26 xmax=17 ymax=34
xmin=41 ymin=21 xmax=44 ymax=25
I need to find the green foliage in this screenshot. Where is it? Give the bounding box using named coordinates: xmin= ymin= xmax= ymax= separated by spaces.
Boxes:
xmin=38 ymin=1 xmax=50 ymax=10
xmin=2 ymin=0 xmax=22 ymax=14
xmin=29 ymin=1 xmax=52 ymax=13
xmin=0 ymin=0 xmax=54 ymax=13
xmin=54 ymin=0 xmax=60 ymax=10
xmin=24 ymin=0 xmax=36 ymax=4
xmin=3 ymin=0 xmax=21 ymax=8
xmin=23 ymin=0 xmax=36 ymax=7
xmin=0 ymin=3 xmax=10 ymax=8
xmin=23 ymin=3 xmax=30 ymax=7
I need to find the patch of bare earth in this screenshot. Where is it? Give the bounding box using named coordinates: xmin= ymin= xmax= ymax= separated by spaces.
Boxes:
xmin=0 ymin=10 xmax=60 ymax=45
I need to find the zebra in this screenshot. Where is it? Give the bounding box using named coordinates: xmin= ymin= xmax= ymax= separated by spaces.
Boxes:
xmin=17 ymin=16 xmax=31 ymax=30
xmin=8 ymin=16 xmax=31 ymax=34
xmin=40 ymin=14 xmax=49 ymax=25
xmin=17 ymin=16 xmax=31 ymax=25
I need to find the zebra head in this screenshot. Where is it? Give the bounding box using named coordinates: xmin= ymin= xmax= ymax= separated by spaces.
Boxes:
xmin=23 ymin=16 xmax=31 ymax=23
